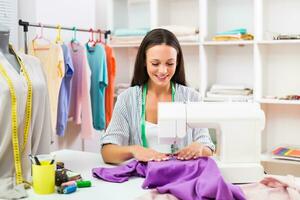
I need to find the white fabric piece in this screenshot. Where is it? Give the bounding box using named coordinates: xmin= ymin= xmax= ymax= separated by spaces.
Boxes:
xmin=157 ymin=25 xmax=199 ymax=36
xmin=0 ymin=178 xmax=27 ymax=199
xmin=0 ymin=52 xmax=52 ymax=199
xmin=135 ymin=189 xmax=179 ymax=200
xmin=240 ymin=175 xmax=300 ymax=200
xmin=110 ymin=36 xmax=144 ymax=44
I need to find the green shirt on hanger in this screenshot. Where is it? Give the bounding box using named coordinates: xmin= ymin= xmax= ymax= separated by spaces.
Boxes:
xmin=86 ymin=44 xmax=108 ymax=130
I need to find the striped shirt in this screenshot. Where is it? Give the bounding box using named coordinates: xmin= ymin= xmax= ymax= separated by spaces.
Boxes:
xmin=100 ymin=83 xmax=215 ymax=151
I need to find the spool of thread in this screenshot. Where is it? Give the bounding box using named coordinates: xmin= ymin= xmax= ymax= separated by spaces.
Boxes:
xmin=55 ymin=169 xmax=68 ymax=186
xmin=63 ymin=184 xmax=77 ymax=194
xmin=61 ymin=180 xmax=76 ymax=188
xmin=76 ymin=180 xmax=92 ymax=188
xmin=56 ymin=161 xmax=64 ymax=169
xmin=57 ymin=186 xmax=64 ymax=194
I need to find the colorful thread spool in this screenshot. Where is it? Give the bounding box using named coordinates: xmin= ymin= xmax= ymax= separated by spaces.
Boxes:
xmin=76 ymin=180 xmax=92 ymax=188
xmin=55 ymin=169 xmax=68 ymax=186
xmin=61 ymin=180 xmax=76 ymax=188
xmin=56 ymin=161 xmax=64 ymax=170
xmin=63 ymin=184 xmax=77 ymax=194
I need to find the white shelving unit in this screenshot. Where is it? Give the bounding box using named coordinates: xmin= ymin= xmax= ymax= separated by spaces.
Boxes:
xmin=107 ymin=0 xmax=300 ymax=175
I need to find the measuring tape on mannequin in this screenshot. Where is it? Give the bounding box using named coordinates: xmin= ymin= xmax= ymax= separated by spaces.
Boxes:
xmin=0 ymin=45 xmax=32 ymax=185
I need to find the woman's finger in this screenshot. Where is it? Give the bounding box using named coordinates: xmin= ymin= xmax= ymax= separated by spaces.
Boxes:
xmin=176 ymin=149 xmax=188 ymax=160
xmin=183 ymin=151 xmax=197 ymax=160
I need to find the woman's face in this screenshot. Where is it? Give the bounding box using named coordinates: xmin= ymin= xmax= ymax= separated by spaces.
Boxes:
xmin=145 ymin=44 xmax=177 ymax=87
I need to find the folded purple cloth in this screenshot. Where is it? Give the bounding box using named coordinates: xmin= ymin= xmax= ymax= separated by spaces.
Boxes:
xmin=92 ymin=157 xmax=246 ymax=200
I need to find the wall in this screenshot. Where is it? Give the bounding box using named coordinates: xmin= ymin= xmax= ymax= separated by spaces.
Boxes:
xmin=0 ymin=0 xmax=18 ymax=47
xmin=18 ymin=0 xmax=108 ymax=153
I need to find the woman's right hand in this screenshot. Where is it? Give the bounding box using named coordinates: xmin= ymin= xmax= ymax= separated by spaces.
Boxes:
xmin=130 ymin=145 xmax=170 ymax=162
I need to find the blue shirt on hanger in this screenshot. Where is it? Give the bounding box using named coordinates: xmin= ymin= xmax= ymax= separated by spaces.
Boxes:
xmin=86 ymin=43 xmax=108 ymax=130
xmin=56 ymin=44 xmax=74 ymax=136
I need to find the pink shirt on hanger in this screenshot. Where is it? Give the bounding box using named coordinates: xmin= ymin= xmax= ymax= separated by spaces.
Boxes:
xmin=68 ymin=42 xmax=93 ymax=139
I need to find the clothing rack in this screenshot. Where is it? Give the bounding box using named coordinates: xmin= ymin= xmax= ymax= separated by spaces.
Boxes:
xmin=18 ymin=19 xmax=111 ymax=54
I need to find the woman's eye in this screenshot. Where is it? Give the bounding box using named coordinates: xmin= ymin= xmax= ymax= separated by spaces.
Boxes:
xmin=152 ymin=63 xmax=159 ymax=66
xmin=167 ymin=63 xmax=175 ymax=66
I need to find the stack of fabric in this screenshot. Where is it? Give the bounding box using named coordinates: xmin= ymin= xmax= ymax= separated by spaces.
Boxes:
xmin=157 ymin=25 xmax=199 ymax=42
xmin=110 ymin=25 xmax=200 ymax=45
xmin=110 ymin=28 xmax=150 ymax=45
xmin=212 ymin=28 xmax=254 ymax=41
xmin=206 ymin=84 xmax=253 ymax=102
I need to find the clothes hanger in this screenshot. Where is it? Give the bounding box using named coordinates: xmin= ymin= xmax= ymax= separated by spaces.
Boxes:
xmin=32 ymin=23 xmax=51 ymax=50
xmin=71 ymin=26 xmax=80 ymax=52
xmin=96 ymin=29 xmax=103 ymax=44
xmin=55 ymin=24 xmax=63 ymax=44
xmin=87 ymin=28 xmax=96 ymax=48
xmin=71 ymin=27 xmax=79 ymax=44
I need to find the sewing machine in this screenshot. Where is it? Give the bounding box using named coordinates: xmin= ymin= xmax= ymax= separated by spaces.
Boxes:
xmin=158 ymin=102 xmax=265 ymax=183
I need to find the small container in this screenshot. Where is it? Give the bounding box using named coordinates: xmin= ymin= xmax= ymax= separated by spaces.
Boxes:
xmin=32 ymin=161 xmax=55 ymax=194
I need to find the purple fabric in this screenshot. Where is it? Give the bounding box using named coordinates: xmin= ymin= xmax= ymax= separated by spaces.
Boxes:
xmin=92 ymin=157 xmax=246 ymax=200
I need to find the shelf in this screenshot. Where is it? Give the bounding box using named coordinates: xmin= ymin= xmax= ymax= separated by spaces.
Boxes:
xmin=110 ymin=0 xmax=151 ymax=31
xmin=261 ymin=153 xmax=300 ymax=165
xmin=205 ymin=45 xmax=254 ymax=90
xmin=258 ymin=40 xmax=300 ymax=45
xmin=203 ymin=40 xmax=254 ymax=46
xmin=262 ymin=0 xmax=300 ymax=41
xmin=110 ymin=43 xmax=141 ymax=48
xmin=205 ymin=0 xmax=253 ymax=41
xmin=259 ymin=99 xmax=300 ymax=105
xmin=259 ymin=44 xmax=300 ymax=99
xmin=110 ymin=41 xmax=200 ymax=48
xmin=107 ymin=1 xmax=300 ymax=176
xmin=156 ymin=0 xmax=199 ymax=28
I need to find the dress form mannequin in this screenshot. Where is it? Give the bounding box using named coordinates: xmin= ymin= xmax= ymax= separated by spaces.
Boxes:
xmin=0 ymin=24 xmax=20 ymax=72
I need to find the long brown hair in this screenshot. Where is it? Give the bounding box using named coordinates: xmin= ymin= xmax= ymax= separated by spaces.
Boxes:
xmin=131 ymin=28 xmax=186 ymax=86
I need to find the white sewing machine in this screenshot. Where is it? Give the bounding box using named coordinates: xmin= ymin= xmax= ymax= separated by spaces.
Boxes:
xmin=158 ymin=102 xmax=265 ymax=183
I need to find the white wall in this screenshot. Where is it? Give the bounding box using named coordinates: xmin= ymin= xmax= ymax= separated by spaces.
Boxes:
xmin=0 ymin=0 xmax=18 ymax=47
xmin=18 ymin=0 xmax=108 ymax=153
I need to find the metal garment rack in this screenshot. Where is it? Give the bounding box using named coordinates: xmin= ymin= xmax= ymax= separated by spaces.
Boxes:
xmin=18 ymin=19 xmax=111 ymax=54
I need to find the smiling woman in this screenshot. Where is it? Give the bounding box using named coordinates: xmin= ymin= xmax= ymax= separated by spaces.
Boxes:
xmin=100 ymin=29 xmax=215 ymax=165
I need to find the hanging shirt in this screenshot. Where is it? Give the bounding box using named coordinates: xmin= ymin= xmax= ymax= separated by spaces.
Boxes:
xmin=29 ymin=42 xmax=65 ymax=133
xmin=104 ymin=45 xmax=116 ymax=127
xmin=86 ymin=43 xmax=108 ymax=130
xmin=68 ymin=42 xmax=93 ymax=139
xmin=92 ymin=158 xmax=246 ymax=200
xmin=0 ymin=52 xmax=52 ymax=197
xmin=56 ymin=44 xmax=74 ymax=136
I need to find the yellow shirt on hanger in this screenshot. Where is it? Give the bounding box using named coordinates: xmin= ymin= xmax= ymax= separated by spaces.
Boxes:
xmin=29 ymin=41 xmax=65 ymax=133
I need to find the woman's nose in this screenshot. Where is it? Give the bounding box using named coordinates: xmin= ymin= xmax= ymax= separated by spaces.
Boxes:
xmin=158 ymin=65 xmax=167 ymax=74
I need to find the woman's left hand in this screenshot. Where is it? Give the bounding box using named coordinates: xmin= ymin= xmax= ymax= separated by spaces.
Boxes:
xmin=175 ymin=142 xmax=213 ymax=160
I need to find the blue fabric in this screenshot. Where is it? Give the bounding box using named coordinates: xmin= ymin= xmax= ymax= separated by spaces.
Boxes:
xmin=86 ymin=44 xmax=108 ymax=130
xmin=114 ymin=28 xmax=149 ymax=36
xmin=56 ymin=44 xmax=74 ymax=136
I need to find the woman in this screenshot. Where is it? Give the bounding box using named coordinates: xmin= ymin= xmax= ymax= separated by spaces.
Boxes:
xmin=100 ymin=29 xmax=215 ymax=164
